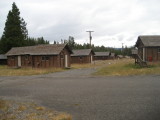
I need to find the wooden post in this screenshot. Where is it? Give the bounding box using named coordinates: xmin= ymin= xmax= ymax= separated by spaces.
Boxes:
xmin=143 ymin=48 xmax=145 ymax=61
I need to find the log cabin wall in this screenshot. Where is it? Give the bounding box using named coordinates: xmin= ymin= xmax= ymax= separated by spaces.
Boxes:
xmin=7 ymin=56 xmax=18 ymax=67
xmin=71 ymin=55 xmax=92 ymax=64
xmin=32 ymin=55 xmax=59 ymax=68
xmin=144 ymin=47 xmax=160 ymax=62
xmin=94 ymin=56 xmax=109 ymax=60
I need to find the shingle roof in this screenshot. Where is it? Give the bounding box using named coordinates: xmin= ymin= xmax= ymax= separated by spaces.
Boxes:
xmin=6 ymin=44 xmax=72 ymax=56
xmin=94 ymin=52 xmax=110 ymax=56
xmin=136 ymin=35 xmax=160 ymax=47
xmin=0 ymin=55 xmax=7 ymax=59
xmin=71 ymin=49 xmax=95 ymax=56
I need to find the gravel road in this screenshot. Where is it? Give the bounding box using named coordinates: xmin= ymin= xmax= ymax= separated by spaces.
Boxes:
xmin=0 ymin=68 xmax=160 ymax=120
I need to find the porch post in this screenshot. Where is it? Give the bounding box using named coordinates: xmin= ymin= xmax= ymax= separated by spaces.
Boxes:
xmin=143 ymin=47 xmax=145 ymax=61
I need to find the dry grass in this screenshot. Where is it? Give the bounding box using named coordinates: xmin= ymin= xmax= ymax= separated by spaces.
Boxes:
xmin=0 ymin=99 xmax=72 ymax=120
xmin=71 ymin=63 xmax=95 ymax=69
xmin=71 ymin=60 xmax=108 ymax=69
xmin=0 ymin=99 xmax=9 ymax=111
xmin=52 ymin=113 xmax=72 ymax=120
xmin=93 ymin=59 xmax=160 ymax=76
xmin=0 ymin=65 xmax=64 ymax=76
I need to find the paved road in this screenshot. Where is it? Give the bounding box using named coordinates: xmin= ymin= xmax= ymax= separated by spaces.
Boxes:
xmin=0 ymin=69 xmax=160 ymax=120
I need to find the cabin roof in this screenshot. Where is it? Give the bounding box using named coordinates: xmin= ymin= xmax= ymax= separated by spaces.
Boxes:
xmin=136 ymin=35 xmax=160 ymax=47
xmin=71 ymin=49 xmax=95 ymax=56
xmin=6 ymin=44 xmax=72 ymax=56
xmin=94 ymin=52 xmax=110 ymax=56
xmin=0 ymin=54 xmax=7 ymax=59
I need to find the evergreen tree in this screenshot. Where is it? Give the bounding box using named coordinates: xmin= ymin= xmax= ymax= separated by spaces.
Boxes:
xmin=0 ymin=2 xmax=25 ymax=53
xmin=21 ymin=18 xmax=28 ymax=40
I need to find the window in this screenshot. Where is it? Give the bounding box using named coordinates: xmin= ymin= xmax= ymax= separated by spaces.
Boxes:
xmin=42 ymin=56 xmax=50 ymax=61
xmin=45 ymin=56 xmax=49 ymax=60
xmin=25 ymin=55 xmax=28 ymax=60
xmin=61 ymin=55 xmax=64 ymax=59
xmin=42 ymin=56 xmax=45 ymax=61
xmin=11 ymin=56 xmax=15 ymax=60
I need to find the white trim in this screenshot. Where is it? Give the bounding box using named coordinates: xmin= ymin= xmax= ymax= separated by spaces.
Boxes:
xmin=65 ymin=55 xmax=68 ymax=67
xmin=91 ymin=55 xmax=93 ymax=63
xmin=18 ymin=56 xmax=21 ymax=67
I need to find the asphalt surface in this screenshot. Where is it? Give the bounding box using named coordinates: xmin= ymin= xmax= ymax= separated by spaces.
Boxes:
xmin=0 ymin=68 xmax=160 ymax=120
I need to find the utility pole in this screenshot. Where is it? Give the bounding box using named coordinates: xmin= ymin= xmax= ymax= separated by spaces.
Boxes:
xmin=121 ymin=43 xmax=124 ymax=54
xmin=86 ymin=31 xmax=94 ymax=48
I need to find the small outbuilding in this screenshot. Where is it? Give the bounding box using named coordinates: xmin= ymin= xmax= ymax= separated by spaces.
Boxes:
xmin=71 ymin=49 xmax=95 ymax=64
xmin=110 ymin=53 xmax=116 ymax=59
xmin=94 ymin=52 xmax=110 ymax=60
xmin=135 ymin=35 xmax=160 ymax=62
xmin=117 ymin=55 xmax=124 ymax=59
xmin=6 ymin=44 xmax=72 ymax=68
xmin=0 ymin=54 xmax=7 ymax=65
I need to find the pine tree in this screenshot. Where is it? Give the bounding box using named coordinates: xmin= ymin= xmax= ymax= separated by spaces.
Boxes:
xmin=0 ymin=2 xmax=25 ymax=53
xmin=21 ymin=18 xmax=28 ymax=40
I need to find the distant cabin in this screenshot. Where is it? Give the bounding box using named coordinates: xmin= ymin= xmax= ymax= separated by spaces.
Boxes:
xmin=5 ymin=44 xmax=72 ymax=68
xmin=110 ymin=53 xmax=116 ymax=59
xmin=71 ymin=49 xmax=95 ymax=64
xmin=0 ymin=54 xmax=7 ymax=65
xmin=135 ymin=35 xmax=160 ymax=62
xmin=94 ymin=52 xmax=110 ymax=60
xmin=117 ymin=55 xmax=124 ymax=59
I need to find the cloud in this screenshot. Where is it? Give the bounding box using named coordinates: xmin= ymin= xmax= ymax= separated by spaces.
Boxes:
xmin=0 ymin=0 xmax=160 ymax=47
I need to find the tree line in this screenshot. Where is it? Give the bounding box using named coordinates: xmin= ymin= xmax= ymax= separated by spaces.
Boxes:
xmin=0 ymin=2 xmax=49 ymax=54
xmin=57 ymin=36 xmax=133 ymax=56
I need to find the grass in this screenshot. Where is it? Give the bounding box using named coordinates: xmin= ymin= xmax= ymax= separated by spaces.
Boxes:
xmin=0 ymin=99 xmax=72 ymax=120
xmin=71 ymin=63 xmax=95 ymax=69
xmin=93 ymin=59 xmax=160 ymax=76
xmin=71 ymin=60 xmax=109 ymax=69
xmin=0 ymin=65 xmax=64 ymax=76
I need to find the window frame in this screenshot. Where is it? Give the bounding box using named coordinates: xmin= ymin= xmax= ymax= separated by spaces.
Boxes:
xmin=42 ymin=56 xmax=50 ymax=61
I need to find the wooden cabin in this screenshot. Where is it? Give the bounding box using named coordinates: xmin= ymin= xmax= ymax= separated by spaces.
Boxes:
xmin=117 ymin=55 xmax=124 ymax=59
xmin=135 ymin=35 xmax=160 ymax=62
xmin=5 ymin=44 xmax=72 ymax=68
xmin=0 ymin=54 xmax=7 ymax=65
xmin=71 ymin=49 xmax=95 ymax=64
xmin=94 ymin=52 xmax=110 ymax=60
xmin=110 ymin=53 xmax=116 ymax=59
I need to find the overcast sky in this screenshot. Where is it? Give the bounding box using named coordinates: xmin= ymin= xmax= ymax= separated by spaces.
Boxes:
xmin=1 ymin=0 xmax=160 ymax=47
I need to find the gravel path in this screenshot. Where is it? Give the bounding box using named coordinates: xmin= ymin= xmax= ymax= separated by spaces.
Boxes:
xmin=1 ymin=68 xmax=160 ymax=120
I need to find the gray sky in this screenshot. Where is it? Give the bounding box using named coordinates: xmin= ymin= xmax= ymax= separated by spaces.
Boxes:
xmin=1 ymin=0 xmax=160 ymax=47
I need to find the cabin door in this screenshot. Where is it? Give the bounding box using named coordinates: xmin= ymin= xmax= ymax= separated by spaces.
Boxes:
xmin=18 ymin=56 xmax=21 ymax=67
xmin=65 ymin=55 xmax=68 ymax=68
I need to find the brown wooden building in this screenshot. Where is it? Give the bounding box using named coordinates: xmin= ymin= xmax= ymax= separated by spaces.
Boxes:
xmin=71 ymin=49 xmax=95 ymax=64
xmin=135 ymin=35 xmax=160 ymax=62
xmin=6 ymin=44 xmax=72 ymax=68
xmin=110 ymin=53 xmax=116 ymax=59
xmin=94 ymin=52 xmax=110 ymax=60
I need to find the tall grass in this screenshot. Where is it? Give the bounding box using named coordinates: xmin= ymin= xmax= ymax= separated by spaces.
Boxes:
xmin=94 ymin=59 xmax=160 ymax=76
